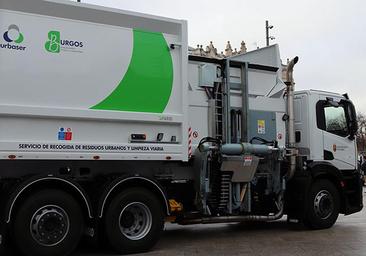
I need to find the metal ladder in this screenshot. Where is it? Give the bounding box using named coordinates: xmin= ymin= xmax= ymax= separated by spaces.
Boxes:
xmin=213 ymin=86 xmax=224 ymax=141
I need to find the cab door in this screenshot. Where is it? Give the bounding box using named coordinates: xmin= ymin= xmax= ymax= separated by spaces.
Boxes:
xmin=317 ymin=98 xmax=357 ymax=170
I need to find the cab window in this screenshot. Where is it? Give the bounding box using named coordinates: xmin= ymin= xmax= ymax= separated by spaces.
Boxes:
xmin=316 ymin=100 xmax=349 ymax=137
xmin=324 ymin=106 xmax=348 ymax=136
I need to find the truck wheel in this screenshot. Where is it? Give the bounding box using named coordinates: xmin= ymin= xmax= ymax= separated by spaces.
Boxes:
xmin=12 ymin=189 xmax=84 ymax=256
xmin=304 ymin=180 xmax=340 ymax=229
xmin=104 ymin=187 xmax=164 ymax=254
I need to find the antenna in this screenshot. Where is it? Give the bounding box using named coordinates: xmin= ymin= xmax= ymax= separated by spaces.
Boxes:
xmin=265 ymin=20 xmax=275 ymax=46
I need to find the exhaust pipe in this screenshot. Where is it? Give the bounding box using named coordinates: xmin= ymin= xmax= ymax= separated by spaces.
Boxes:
xmin=179 ymin=192 xmax=284 ymax=225
xmin=285 ymin=56 xmax=299 ymax=180
xmin=179 ymin=205 xmax=283 ymax=225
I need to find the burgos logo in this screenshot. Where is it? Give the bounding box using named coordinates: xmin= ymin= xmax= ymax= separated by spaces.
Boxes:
xmin=0 ymin=24 xmax=26 ymax=51
xmin=45 ymin=31 xmax=60 ymax=53
xmin=45 ymin=30 xmax=84 ymax=54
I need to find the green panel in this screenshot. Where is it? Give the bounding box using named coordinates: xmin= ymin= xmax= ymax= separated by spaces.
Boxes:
xmin=92 ymin=29 xmax=173 ymax=113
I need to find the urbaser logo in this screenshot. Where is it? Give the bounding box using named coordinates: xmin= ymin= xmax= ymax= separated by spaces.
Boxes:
xmin=0 ymin=24 xmax=26 ymax=51
xmin=3 ymin=24 xmax=24 ymax=43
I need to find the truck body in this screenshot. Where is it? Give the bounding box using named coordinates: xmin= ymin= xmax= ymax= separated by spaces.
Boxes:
xmin=0 ymin=1 xmax=362 ymax=256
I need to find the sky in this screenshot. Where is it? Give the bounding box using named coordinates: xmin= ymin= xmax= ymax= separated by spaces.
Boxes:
xmin=80 ymin=0 xmax=366 ymax=113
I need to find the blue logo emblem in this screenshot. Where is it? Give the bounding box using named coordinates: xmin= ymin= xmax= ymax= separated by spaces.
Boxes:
xmin=3 ymin=25 xmax=24 ymax=44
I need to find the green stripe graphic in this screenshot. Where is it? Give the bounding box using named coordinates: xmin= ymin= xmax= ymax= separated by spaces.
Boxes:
xmin=92 ymin=29 xmax=174 ymax=113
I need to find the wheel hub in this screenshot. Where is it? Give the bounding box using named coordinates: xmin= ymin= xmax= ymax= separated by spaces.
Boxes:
xmin=121 ymin=211 xmax=135 ymax=228
xmin=30 ymin=205 xmax=70 ymax=247
xmin=314 ymin=190 xmax=334 ymax=219
xmin=119 ymin=202 xmax=152 ymax=241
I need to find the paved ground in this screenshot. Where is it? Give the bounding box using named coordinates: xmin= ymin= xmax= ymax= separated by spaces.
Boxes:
xmin=74 ymin=190 xmax=366 ymax=256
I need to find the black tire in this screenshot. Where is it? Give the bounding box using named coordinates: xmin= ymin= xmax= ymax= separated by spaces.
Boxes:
xmin=12 ymin=189 xmax=84 ymax=256
xmin=104 ymin=187 xmax=164 ymax=254
xmin=303 ymin=180 xmax=340 ymax=229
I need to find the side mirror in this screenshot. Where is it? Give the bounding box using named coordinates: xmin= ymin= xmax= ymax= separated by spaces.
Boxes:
xmin=348 ymin=130 xmax=356 ymax=141
xmin=341 ymin=99 xmax=358 ymax=140
xmin=349 ymin=111 xmax=358 ymax=140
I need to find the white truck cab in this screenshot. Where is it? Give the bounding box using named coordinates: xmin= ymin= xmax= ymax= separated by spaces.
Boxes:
xmin=295 ymin=90 xmax=357 ymax=170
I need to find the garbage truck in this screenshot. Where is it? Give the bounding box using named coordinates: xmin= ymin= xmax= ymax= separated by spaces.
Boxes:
xmin=0 ymin=0 xmax=362 ymax=255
